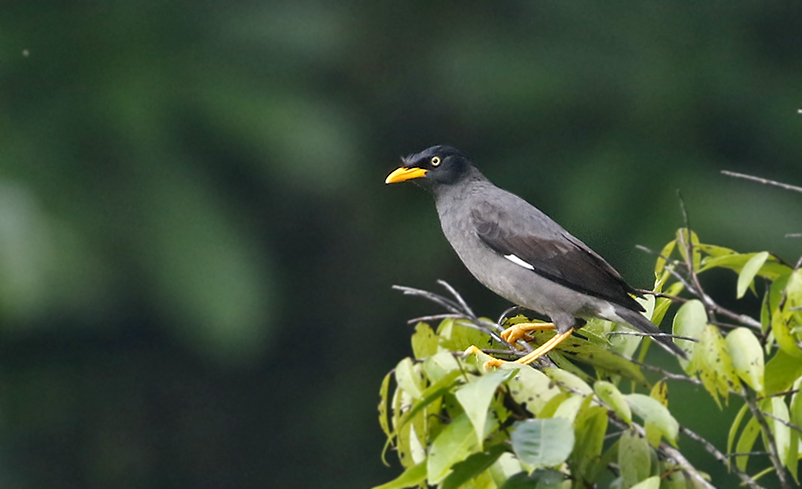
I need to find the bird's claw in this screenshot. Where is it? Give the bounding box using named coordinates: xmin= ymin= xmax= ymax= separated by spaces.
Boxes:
xmin=500 ymin=322 xmax=556 ymax=345
xmin=464 ymin=345 xmax=506 ymax=369
xmin=500 ymin=325 xmax=532 ymax=345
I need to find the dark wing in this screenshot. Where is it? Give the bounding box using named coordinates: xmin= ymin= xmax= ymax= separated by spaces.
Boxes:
xmin=471 ymin=200 xmax=644 ymax=311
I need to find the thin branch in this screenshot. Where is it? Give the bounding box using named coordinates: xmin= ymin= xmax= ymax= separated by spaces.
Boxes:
xmin=721 ymin=170 xmax=802 ymax=194
xmin=639 ymin=288 xmax=689 ymax=304
xmin=743 ymin=385 xmax=791 ymax=489
xmin=407 ymin=314 xmax=463 ymax=324
xmin=497 ymin=305 xmax=529 ymax=325
xmin=392 ymin=282 xmax=534 ymax=355
xmin=437 ymin=279 xmax=476 ymax=318
xmin=607 ymin=331 xmax=698 ymax=342
xmin=393 ymin=285 xmax=465 ymax=316
xmin=763 ymin=412 xmax=802 ymax=435
xmin=679 ymin=425 xmax=766 ymax=489
xmin=625 ymin=356 xmax=703 ymax=386
xmin=727 ymin=452 xmax=771 ymax=458
xmin=663 ymin=257 xmax=762 ymax=331
xmin=757 ymin=389 xmax=800 ymax=400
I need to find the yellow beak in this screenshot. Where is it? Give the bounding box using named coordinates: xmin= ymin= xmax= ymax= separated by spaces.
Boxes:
xmin=385 ymin=167 xmax=428 ymax=184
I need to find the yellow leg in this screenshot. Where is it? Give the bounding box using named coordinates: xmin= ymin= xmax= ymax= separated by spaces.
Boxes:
xmin=513 ymin=329 xmax=575 ymax=365
xmin=465 ymin=326 xmax=574 ymax=369
xmin=500 ymin=322 xmax=555 ymax=345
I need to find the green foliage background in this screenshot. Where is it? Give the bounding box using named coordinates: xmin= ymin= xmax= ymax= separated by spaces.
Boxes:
xmin=1 ymin=1 xmax=801 ymax=488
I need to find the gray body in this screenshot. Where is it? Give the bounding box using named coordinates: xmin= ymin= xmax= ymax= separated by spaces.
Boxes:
xmin=389 ymin=145 xmax=684 ymax=357
xmin=433 ymin=167 xmax=623 ymax=332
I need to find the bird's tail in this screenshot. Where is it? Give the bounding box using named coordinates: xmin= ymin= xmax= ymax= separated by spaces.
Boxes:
xmin=613 ymin=306 xmax=688 ymax=359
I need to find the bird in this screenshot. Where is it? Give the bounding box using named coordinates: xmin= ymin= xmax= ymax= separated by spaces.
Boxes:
xmin=385 ymin=145 xmax=686 ymax=365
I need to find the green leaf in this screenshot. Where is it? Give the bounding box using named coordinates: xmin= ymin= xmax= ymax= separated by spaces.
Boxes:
xmin=791 ymin=384 xmax=802 ymax=430
xmin=379 ymin=371 xmax=393 ymax=439
xmin=624 ymin=394 xmax=679 ymax=446
xmin=411 ymin=322 xmax=438 ymax=360
xmin=489 ymin=452 xmax=523 ymax=487
xmin=691 ymin=325 xmax=739 ymax=408
xmin=651 ymin=281 xmax=685 ymax=327
xmin=439 ymin=318 xmax=496 ymax=353
xmin=546 ymin=331 xmax=647 ymax=384
xmin=675 ymin=228 xmax=701 ymax=272
xmin=618 ymin=430 xmax=652 ymax=488
xmin=395 ymin=389 xmax=424 ymax=468
xmin=767 ymin=398 xmax=792 ymax=475
xmin=395 ymin=357 xmax=424 ymax=400
xmin=371 ymin=461 xmax=426 ymax=489
xmin=552 ymin=394 xmax=586 ymax=423
xmin=765 ymin=349 xmax=802 ymax=395
xmin=629 ymin=476 xmax=660 ymax=489
xmin=543 ymin=367 xmax=593 ymax=396
xmin=423 ymin=350 xmax=462 ymax=384
xmin=697 ymin=243 xmax=737 ymax=258
xmin=727 ymin=404 xmax=750 ymax=468
xmin=788 ymin=384 xmax=801 ymax=484
xmin=654 ymin=239 xmax=677 ymax=276
xmin=397 ymin=369 xmax=463 ymax=433
xmin=502 ymin=363 xmax=561 ymax=416
xmin=699 ymin=252 xmax=790 ymax=280
xmin=570 ymin=405 xmax=609 ymax=486
xmin=737 ymin=252 xmax=770 ymax=298
xmin=672 ymin=299 xmax=707 ymax=366
xmin=499 ymin=469 xmax=566 ymax=489
xmin=455 ymin=370 xmax=515 ymax=448
xmin=538 ymin=392 xmax=571 ymax=420
xmin=735 ymin=416 xmax=761 ymax=472
xmin=725 ymin=328 xmax=765 ymax=394
xmin=441 ymin=444 xmax=507 ymax=489
xmin=510 ymin=418 xmax=575 ymax=470
xmin=649 ymin=380 xmax=668 ymax=407
xmin=428 ymin=412 xmax=488 ymax=483
xmin=659 ymin=464 xmax=688 ymax=489
xmin=594 ymin=381 xmax=632 ymax=425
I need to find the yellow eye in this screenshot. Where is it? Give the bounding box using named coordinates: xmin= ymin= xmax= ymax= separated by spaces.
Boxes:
xmin=431 ymin=156 xmax=441 ymax=166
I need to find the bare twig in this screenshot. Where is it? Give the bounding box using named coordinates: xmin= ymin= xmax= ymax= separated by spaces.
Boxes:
xmin=407 ymin=314 xmax=463 ymax=324
xmin=743 ymin=385 xmax=791 ymax=489
xmin=680 ymin=425 xmax=766 ymax=489
xmin=721 ymin=170 xmax=802 ymax=194
xmin=437 ymin=279 xmax=476 ymax=318
xmin=624 ymin=356 xmax=703 ymax=386
xmin=392 ymin=282 xmax=534 ymax=355
xmin=607 ymin=331 xmax=698 ymax=342
xmin=763 ymin=412 xmax=802 ymax=435
xmin=497 ymin=305 xmax=529 ymax=325
xmin=757 ymin=389 xmax=800 ymax=400
xmin=727 ymin=452 xmax=771 ymax=458
xmin=657 ymin=252 xmax=763 ymax=330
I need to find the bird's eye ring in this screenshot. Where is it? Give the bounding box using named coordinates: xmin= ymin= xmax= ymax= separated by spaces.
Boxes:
xmin=431 ymin=156 xmax=441 ymax=166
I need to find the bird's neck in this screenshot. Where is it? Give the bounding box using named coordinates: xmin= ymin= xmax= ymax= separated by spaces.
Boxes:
xmin=433 ymin=166 xmax=489 ymax=214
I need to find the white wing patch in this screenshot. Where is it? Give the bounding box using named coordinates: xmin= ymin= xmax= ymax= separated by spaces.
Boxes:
xmin=504 ymin=254 xmax=535 ymax=270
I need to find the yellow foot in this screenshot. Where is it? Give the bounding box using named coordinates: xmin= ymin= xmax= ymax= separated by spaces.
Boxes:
xmin=513 ymin=328 xmax=575 ymax=365
xmin=464 ymin=345 xmax=506 ymax=369
xmin=501 ymin=322 xmax=556 ymax=345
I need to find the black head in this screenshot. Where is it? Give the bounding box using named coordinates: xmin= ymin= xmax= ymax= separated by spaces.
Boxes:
xmin=385 ymin=145 xmax=473 ymax=188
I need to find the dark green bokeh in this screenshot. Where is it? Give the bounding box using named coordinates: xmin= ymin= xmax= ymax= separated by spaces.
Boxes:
xmin=1 ymin=1 xmax=801 ymax=487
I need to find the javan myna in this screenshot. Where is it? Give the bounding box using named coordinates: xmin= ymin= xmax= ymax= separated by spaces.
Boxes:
xmin=385 ymin=145 xmax=685 ymax=365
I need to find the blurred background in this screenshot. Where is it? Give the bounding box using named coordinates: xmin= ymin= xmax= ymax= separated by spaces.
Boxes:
xmin=1 ymin=1 xmax=801 ymax=487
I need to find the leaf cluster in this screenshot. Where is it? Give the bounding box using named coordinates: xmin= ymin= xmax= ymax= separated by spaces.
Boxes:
xmin=377 ymin=227 xmax=802 ymax=488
